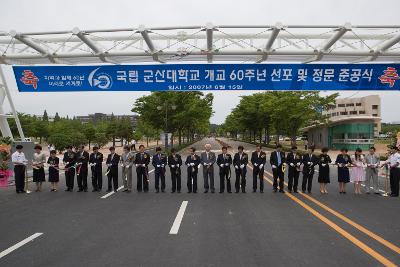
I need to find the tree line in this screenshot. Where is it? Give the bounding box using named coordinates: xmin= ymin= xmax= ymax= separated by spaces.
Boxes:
xmin=222 ymin=91 xmax=338 ymax=145
xmin=7 ymin=112 xmax=137 ymax=152
xmin=132 ymin=91 xmax=214 ymax=146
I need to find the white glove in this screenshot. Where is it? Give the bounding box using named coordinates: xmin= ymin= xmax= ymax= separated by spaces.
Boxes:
xmin=308 ymin=162 xmax=312 ymax=165
xmin=272 ymin=165 xmax=277 ymax=169
xmin=235 ymin=165 xmax=239 ymax=169
xmin=297 ymin=163 xmax=300 ymax=166
xmin=170 ymin=164 xmax=175 ymax=168
xmin=156 ymin=164 xmax=160 ymax=168
xmin=107 ymin=164 xmax=111 ymax=167
xmin=135 ymin=164 xmax=139 ymax=167
xmin=290 ymin=163 xmax=294 ymax=167
xmin=177 ymin=164 xmax=180 ymax=167
xmin=141 ymin=164 xmax=146 ymax=167
xmin=322 ymin=163 xmax=326 ymax=167
xmin=198 ymin=165 xmax=201 ymax=169
xmin=259 ymin=164 xmax=263 ymax=169
xmin=161 ymin=164 xmax=165 ymax=168
xmin=225 ymin=163 xmax=229 ymax=166
xmin=240 ymin=164 xmax=245 ymax=169
xmin=120 ymin=164 xmax=124 ymax=167
xmin=190 ymin=163 xmax=195 ymax=166
xmin=220 ymin=164 xmax=224 ymax=168
xmin=254 ymin=163 xmax=258 ymax=167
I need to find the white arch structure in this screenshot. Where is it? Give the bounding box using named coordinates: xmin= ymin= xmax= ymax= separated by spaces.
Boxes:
xmin=0 ymin=23 xmax=399 ymax=139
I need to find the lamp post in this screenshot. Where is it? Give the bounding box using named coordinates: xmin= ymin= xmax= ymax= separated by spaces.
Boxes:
xmin=157 ymin=101 xmax=176 ymax=150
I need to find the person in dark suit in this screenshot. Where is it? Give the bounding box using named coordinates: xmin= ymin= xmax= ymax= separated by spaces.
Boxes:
xmin=301 ymin=146 xmax=318 ymax=193
xmin=168 ymin=148 xmax=182 ymax=193
xmin=135 ymin=145 xmax=151 ymax=192
xmin=217 ymin=146 xmax=232 ymax=193
xmin=152 ymin=147 xmax=167 ymax=193
xmin=185 ymin=147 xmax=201 ymax=193
xmin=89 ymin=146 xmax=103 ymax=192
xmin=318 ymin=147 xmax=332 ymax=194
xmin=251 ymin=144 xmax=266 ymax=193
xmin=286 ymin=146 xmax=302 ymax=193
xmin=106 ymin=147 xmax=120 ymax=192
xmin=335 ymin=148 xmax=351 ymax=194
xmin=63 ymin=146 xmax=76 ymax=192
xmin=270 ymin=144 xmax=286 ymax=193
xmin=233 ymin=145 xmax=248 ymax=193
xmin=76 ymin=145 xmax=90 ymax=192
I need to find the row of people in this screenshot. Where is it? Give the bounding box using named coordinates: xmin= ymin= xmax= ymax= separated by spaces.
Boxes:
xmin=11 ymin=143 xmax=400 ymax=196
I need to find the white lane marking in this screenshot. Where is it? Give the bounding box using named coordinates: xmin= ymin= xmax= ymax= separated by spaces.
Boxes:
xmin=101 ymin=169 xmax=155 ymax=199
xmin=0 ymin=233 xmax=43 ymax=259
xmin=169 ymin=201 xmax=188 ymax=235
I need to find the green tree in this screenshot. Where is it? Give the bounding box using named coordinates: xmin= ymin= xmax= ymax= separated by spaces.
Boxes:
xmin=83 ymin=124 xmax=96 ymax=149
xmin=48 ymin=133 xmax=72 ymax=152
xmin=42 ymin=110 xmax=49 ymax=122
xmin=93 ymin=132 xmax=109 ymax=148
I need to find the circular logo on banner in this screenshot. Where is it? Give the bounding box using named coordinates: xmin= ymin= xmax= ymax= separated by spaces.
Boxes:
xmin=88 ymin=68 xmax=113 ymax=90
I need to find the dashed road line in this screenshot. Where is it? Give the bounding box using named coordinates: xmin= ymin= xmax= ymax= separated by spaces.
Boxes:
xmin=169 ymin=200 xmax=188 ymax=235
xmin=101 ymin=169 xmax=154 ymax=199
xmin=0 ymin=233 xmax=43 ymax=259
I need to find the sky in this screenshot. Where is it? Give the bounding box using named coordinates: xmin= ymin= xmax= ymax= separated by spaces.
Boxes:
xmin=0 ymin=0 xmax=399 ymax=124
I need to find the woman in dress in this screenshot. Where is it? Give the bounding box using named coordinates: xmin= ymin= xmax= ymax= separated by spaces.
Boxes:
xmin=47 ymin=150 xmax=59 ymax=192
xmin=32 ymin=145 xmax=46 ymax=192
xmin=350 ymin=148 xmax=365 ymax=194
xmin=335 ymin=148 xmax=351 ymax=194
xmin=318 ymin=147 xmax=332 ymax=194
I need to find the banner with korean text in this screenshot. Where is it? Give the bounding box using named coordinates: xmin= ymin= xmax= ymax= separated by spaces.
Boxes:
xmin=12 ymin=64 xmax=400 ymax=92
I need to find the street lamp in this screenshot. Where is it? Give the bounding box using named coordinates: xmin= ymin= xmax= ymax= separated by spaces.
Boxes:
xmin=157 ymin=102 xmax=176 ymax=150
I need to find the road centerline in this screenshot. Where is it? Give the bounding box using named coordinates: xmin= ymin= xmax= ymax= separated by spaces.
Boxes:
xmin=0 ymin=233 xmax=43 ymax=259
xmin=169 ymin=200 xmax=189 ymax=235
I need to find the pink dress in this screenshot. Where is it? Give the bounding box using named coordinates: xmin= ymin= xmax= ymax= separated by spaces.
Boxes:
xmin=350 ymin=155 xmax=365 ymax=182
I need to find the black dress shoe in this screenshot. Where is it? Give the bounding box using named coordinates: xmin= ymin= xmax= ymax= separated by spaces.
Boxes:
xmin=308 ymin=191 xmax=312 ymax=194
xmin=242 ymin=190 xmax=246 ymax=193
xmin=193 ymin=191 xmax=197 ymax=193
xmin=235 ymin=191 xmax=239 ymax=193
xmin=114 ymin=190 xmax=117 ymax=193
xmin=228 ymin=191 xmax=232 ymax=193
xmin=177 ymin=190 xmax=181 ymax=193
xmin=260 ymin=191 xmax=264 ymax=193
xmin=92 ymin=189 xmax=98 ymax=192
xmin=253 ymin=189 xmax=256 ymax=193
xmin=65 ymin=189 xmax=70 ymax=192
xmin=78 ymin=189 xmax=83 ymax=192
xmin=273 ymin=189 xmax=277 ymax=193
xmin=204 ymin=190 xmax=208 ymax=193
xmin=187 ymin=191 xmax=192 ymax=193
xmin=156 ymin=190 xmax=160 ymax=193
xmin=106 ymin=189 xmax=112 ymax=193
xmin=293 ymin=190 xmax=298 ymax=193
xmin=279 ymin=190 xmax=285 ymax=193
xmin=288 ymin=190 xmax=292 ymax=193
xmin=219 ymin=191 xmax=224 ymax=193
xmin=84 ymin=189 xmax=88 ymax=192
xmin=161 ymin=189 xmax=165 ymax=193
xmin=211 ymin=190 xmax=215 ymax=193
xmin=171 ymin=190 xmax=175 ymax=193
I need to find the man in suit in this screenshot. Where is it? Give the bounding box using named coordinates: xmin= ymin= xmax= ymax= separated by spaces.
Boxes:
xmin=168 ymin=148 xmax=182 ymax=193
xmin=200 ymin=143 xmax=216 ymax=193
xmin=217 ymin=146 xmax=232 ymax=193
xmin=301 ymin=146 xmax=318 ymax=193
xmin=106 ymin=147 xmax=120 ymax=192
xmin=89 ymin=146 xmax=103 ymax=192
xmin=152 ymin=147 xmax=167 ymax=193
xmin=251 ymin=144 xmax=266 ymax=193
xmin=121 ymin=145 xmax=134 ymax=193
xmin=76 ymin=145 xmax=90 ymax=192
xmin=286 ymin=146 xmax=302 ymax=193
xmin=63 ymin=146 xmax=76 ymax=192
xmin=135 ymin=144 xmax=151 ymax=192
xmin=270 ymin=144 xmax=286 ymax=193
xmin=185 ymin=147 xmax=201 ymax=193
xmin=233 ymin=145 xmax=248 ymax=193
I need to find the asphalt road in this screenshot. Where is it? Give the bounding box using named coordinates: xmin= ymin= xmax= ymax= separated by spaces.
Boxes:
xmin=0 ymin=138 xmax=399 ymax=267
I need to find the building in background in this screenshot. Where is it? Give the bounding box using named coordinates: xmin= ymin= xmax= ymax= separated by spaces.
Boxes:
xmin=76 ymin=113 xmax=138 ymax=128
xmin=303 ymin=95 xmax=381 ymax=151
